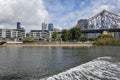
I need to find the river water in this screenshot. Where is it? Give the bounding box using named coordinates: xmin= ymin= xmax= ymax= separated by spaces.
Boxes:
xmin=0 ymin=46 xmax=120 ymax=80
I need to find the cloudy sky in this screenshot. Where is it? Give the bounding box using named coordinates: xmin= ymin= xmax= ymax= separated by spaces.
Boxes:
xmin=0 ymin=0 xmax=120 ymax=31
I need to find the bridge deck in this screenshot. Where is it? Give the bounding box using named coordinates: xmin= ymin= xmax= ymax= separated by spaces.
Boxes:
xmin=81 ymin=28 xmax=120 ymax=33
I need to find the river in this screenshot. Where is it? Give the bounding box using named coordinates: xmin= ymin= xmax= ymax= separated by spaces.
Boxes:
xmin=0 ymin=46 xmax=120 ymax=80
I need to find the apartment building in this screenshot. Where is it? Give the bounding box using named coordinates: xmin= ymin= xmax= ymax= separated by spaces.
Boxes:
xmin=30 ymin=30 xmax=51 ymax=39
xmin=0 ymin=28 xmax=25 ymax=41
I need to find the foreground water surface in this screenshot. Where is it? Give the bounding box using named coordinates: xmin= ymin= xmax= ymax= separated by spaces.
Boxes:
xmin=0 ymin=46 xmax=120 ymax=80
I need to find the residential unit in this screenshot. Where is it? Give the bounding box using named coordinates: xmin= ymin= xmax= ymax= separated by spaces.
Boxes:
xmin=30 ymin=30 xmax=51 ymax=39
xmin=0 ymin=22 xmax=25 ymax=41
xmin=1 ymin=28 xmax=25 ymax=40
xmin=0 ymin=28 xmax=25 ymax=41
xmin=0 ymin=22 xmax=56 ymax=41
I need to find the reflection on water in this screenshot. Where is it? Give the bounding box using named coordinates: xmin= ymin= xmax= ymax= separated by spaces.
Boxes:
xmin=0 ymin=46 xmax=119 ymax=80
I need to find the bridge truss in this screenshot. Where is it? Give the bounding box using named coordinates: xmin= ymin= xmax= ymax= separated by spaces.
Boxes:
xmin=88 ymin=10 xmax=120 ymax=30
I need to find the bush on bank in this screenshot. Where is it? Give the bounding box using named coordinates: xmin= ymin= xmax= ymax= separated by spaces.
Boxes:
xmin=23 ymin=36 xmax=37 ymax=41
xmin=93 ymin=34 xmax=120 ymax=46
xmin=97 ymin=34 xmax=114 ymax=39
xmin=94 ymin=38 xmax=120 ymax=46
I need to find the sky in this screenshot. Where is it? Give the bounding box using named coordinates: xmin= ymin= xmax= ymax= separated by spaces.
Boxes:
xmin=0 ymin=0 xmax=120 ymax=31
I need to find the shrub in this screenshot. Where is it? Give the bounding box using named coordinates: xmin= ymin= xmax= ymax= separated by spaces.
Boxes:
xmin=94 ymin=38 xmax=120 ymax=46
xmin=97 ymin=34 xmax=113 ymax=39
xmin=93 ymin=34 xmax=120 ymax=46
xmin=23 ymin=36 xmax=37 ymax=41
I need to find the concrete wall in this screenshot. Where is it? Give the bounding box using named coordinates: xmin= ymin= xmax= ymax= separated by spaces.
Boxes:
xmin=3 ymin=42 xmax=93 ymax=47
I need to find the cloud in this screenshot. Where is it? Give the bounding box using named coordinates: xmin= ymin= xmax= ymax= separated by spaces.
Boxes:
xmin=0 ymin=25 xmax=5 ymax=29
xmin=44 ymin=0 xmax=75 ymax=13
xmin=52 ymin=0 xmax=120 ymax=29
xmin=0 ymin=0 xmax=120 ymax=31
xmin=0 ymin=0 xmax=49 ymax=31
xmin=91 ymin=0 xmax=120 ymax=14
xmin=93 ymin=5 xmax=115 ymax=14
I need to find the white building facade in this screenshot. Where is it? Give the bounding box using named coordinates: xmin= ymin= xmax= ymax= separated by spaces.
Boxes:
xmin=0 ymin=28 xmax=25 ymax=41
xmin=30 ymin=30 xmax=51 ymax=38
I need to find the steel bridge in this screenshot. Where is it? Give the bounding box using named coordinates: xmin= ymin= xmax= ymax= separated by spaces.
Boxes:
xmin=81 ymin=10 xmax=120 ymax=33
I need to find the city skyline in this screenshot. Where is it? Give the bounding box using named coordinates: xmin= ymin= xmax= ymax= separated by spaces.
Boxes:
xmin=0 ymin=0 xmax=120 ymax=31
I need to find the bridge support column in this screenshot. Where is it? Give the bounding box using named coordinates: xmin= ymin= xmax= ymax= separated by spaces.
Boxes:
xmin=103 ymin=31 xmax=108 ymax=35
xmin=108 ymin=32 xmax=115 ymax=38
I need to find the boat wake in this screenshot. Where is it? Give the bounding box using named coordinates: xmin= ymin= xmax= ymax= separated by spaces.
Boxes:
xmin=44 ymin=57 xmax=120 ymax=80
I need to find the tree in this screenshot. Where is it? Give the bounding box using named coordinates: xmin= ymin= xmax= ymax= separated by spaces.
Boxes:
xmin=52 ymin=31 xmax=58 ymax=40
xmin=68 ymin=29 xmax=72 ymax=41
xmin=70 ymin=27 xmax=81 ymax=41
xmin=80 ymin=36 xmax=88 ymax=42
xmin=61 ymin=29 xmax=69 ymax=41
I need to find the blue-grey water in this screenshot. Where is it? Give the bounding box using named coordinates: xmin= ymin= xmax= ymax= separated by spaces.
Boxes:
xmin=0 ymin=46 xmax=120 ymax=80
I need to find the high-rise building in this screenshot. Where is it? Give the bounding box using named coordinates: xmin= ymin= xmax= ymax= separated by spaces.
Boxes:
xmin=42 ymin=23 xmax=47 ymax=30
xmin=48 ymin=23 xmax=54 ymax=31
xmin=17 ymin=22 xmax=21 ymax=29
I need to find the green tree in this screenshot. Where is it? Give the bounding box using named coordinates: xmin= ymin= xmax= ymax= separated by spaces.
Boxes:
xmin=52 ymin=31 xmax=58 ymax=40
xmin=68 ymin=29 xmax=73 ymax=41
xmin=61 ymin=29 xmax=69 ymax=41
xmin=70 ymin=27 xmax=81 ymax=41
xmin=80 ymin=36 xmax=88 ymax=42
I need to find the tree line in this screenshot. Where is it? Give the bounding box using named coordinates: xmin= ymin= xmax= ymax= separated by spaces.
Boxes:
xmin=61 ymin=27 xmax=81 ymax=41
xmin=52 ymin=27 xmax=85 ymax=41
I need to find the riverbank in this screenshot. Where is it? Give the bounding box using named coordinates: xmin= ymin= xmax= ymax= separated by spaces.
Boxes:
xmin=2 ymin=42 xmax=93 ymax=47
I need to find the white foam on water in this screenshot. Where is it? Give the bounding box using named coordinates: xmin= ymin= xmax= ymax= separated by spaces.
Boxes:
xmin=44 ymin=57 xmax=120 ymax=80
